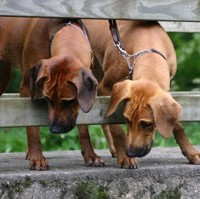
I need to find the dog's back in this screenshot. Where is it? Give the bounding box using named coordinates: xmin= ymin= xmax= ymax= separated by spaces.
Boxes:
xmin=0 ymin=18 xmax=32 ymax=66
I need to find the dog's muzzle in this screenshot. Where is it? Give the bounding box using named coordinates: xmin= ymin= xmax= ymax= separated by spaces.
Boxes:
xmin=50 ymin=118 xmax=76 ymax=134
xmin=126 ymin=143 xmax=153 ymax=157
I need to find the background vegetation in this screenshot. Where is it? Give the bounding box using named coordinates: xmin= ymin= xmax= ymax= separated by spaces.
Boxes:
xmin=1 ymin=32 xmax=200 ymax=153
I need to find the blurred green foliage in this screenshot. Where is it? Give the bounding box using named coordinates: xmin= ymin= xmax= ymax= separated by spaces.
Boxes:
xmin=0 ymin=122 xmax=199 ymax=153
xmin=170 ymin=33 xmax=200 ymax=91
xmin=0 ymin=126 xmax=108 ymax=152
xmin=0 ymin=32 xmax=200 ymax=153
xmin=6 ymin=68 xmax=22 ymax=93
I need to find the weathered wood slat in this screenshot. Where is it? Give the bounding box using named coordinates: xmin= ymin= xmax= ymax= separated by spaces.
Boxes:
xmin=0 ymin=0 xmax=199 ymax=22
xmin=160 ymin=22 xmax=200 ymax=33
xmin=0 ymin=92 xmax=200 ymax=128
xmin=0 ymin=2 xmax=200 ymax=32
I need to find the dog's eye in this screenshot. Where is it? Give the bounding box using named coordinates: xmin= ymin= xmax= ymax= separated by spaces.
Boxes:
xmin=139 ymin=120 xmax=153 ymax=129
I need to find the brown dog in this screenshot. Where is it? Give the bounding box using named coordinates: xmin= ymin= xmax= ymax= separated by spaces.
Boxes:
xmin=81 ymin=19 xmax=200 ymax=168
xmin=0 ymin=17 xmax=98 ymax=170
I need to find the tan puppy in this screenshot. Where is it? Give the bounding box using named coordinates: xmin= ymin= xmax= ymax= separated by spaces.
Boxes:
xmin=0 ymin=17 xmax=97 ymax=170
xmin=82 ymin=19 xmax=200 ymax=168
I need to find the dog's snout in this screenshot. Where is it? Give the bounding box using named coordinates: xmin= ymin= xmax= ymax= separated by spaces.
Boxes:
xmin=126 ymin=144 xmax=152 ymax=158
xmin=50 ymin=118 xmax=75 ymax=134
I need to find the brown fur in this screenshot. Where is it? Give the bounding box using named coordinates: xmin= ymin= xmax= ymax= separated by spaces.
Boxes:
xmin=0 ymin=17 xmax=98 ymax=170
xmin=81 ymin=19 xmax=200 ymax=168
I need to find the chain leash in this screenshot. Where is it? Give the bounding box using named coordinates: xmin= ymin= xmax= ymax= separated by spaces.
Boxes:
xmin=109 ymin=19 xmax=167 ymax=79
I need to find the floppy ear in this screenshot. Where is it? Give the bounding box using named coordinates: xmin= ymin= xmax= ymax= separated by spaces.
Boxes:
xmin=69 ymin=68 xmax=98 ymax=113
xmin=149 ymin=93 xmax=181 ymax=138
xmin=29 ymin=60 xmax=47 ymax=101
xmin=105 ymin=80 xmax=132 ymax=117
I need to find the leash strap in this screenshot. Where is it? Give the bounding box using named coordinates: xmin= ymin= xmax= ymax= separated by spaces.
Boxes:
xmin=108 ymin=19 xmax=167 ymax=79
xmin=109 ymin=19 xmax=125 ymax=50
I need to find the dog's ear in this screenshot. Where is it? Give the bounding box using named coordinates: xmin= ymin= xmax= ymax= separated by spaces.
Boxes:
xmin=29 ymin=60 xmax=47 ymax=100
xmin=105 ymin=80 xmax=132 ymax=117
xmin=69 ymin=68 xmax=98 ymax=113
xmin=149 ymin=94 xmax=181 ymax=138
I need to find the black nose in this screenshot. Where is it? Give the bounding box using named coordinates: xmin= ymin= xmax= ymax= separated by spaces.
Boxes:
xmin=126 ymin=145 xmax=152 ymax=157
xmin=50 ymin=119 xmax=75 ymax=134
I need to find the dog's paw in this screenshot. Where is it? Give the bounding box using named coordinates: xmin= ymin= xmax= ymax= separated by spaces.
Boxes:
xmin=82 ymin=151 xmax=105 ymax=167
xmin=29 ymin=157 xmax=49 ymax=171
xmin=25 ymin=150 xmax=49 ymax=170
xmin=187 ymin=153 xmax=200 ymax=164
xmin=117 ymin=156 xmax=138 ymax=169
xmin=29 ymin=154 xmax=49 ymax=171
xmin=86 ymin=157 xmax=105 ymax=167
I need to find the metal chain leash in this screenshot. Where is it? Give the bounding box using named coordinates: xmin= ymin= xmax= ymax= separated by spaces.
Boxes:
xmin=109 ymin=19 xmax=167 ymax=79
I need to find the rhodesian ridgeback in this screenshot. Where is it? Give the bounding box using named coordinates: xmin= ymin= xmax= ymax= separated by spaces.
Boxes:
xmin=0 ymin=17 xmax=98 ymax=170
xmin=81 ymin=19 xmax=200 ymax=168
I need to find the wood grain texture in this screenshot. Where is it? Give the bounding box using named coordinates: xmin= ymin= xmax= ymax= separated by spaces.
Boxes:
xmin=0 ymin=92 xmax=200 ymax=127
xmin=160 ymin=22 xmax=200 ymax=32
xmin=0 ymin=0 xmax=199 ymax=22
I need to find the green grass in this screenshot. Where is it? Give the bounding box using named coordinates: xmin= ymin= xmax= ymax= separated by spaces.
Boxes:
xmin=0 ymin=122 xmax=199 ymax=153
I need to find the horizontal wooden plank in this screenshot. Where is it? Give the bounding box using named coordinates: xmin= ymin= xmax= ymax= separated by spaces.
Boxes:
xmin=0 ymin=0 xmax=200 ymax=22
xmin=160 ymin=22 xmax=200 ymax=32
xmin=0 ymin=92 xmax=200 ymax=127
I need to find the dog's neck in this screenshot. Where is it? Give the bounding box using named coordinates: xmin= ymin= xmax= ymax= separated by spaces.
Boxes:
xmin=132 ymin=52 xmax=171 ymax=91
xmin=116 ymin=48 xmax=167 ymax=80
xmin=49 ymin=20 xmax=90 ymax=56
xmin=50 ymin=22 xmax=93 ymax=68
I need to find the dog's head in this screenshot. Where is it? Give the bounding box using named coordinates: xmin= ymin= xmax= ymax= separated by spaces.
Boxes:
xmin=29 ymin=55 xmax=98 ymax=134
xmin=105 ymin=80 xmax=181 ymax=157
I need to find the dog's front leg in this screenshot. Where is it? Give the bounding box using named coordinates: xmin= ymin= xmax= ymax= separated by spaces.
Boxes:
xmin=20 ymin=80 xmax=49 ymax=170
xmin=109 ymin=125 xmax=138 ymax=169
xmin=173 ymin=122 xmax=200 ymax=164
xmin=78 ymin=125 xmax=104 ymax=167
xmin=26 ymin=127 xmax=49 ymax=170
xmin=102 ymin=125 xmax=117 ymax=157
